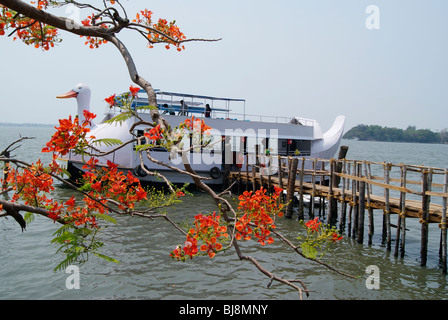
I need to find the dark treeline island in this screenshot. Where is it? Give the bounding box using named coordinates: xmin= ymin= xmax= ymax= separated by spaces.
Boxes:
xmin=343 ymin=124 xmax=448 ymax=144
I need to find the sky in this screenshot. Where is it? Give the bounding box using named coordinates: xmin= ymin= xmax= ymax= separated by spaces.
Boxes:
xmin=1 ymin=0 xmax=447 ymax=133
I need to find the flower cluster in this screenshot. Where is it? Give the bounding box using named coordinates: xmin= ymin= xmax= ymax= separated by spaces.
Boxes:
xmin=171 ymin=187 xmax=285 ymax=261
xmin=104 ymin=86 xmax=141 ymax=108
xmin=132 ymin=9 xmax=186 ymax=51
xmin=42 ymin=110 xmax=96 ymax=156
xmin=298 ymin=217 xmax=343 ymax=259
xmin=305 ymin=217 xmax=321 ymax=232
xmin=105 ymin=94 xmax=116 ymax=107
xmin=6 ymin=159 xmax=54 ymax=207
xmin=1 ymin=2 xmax=187 ymax=52
xmin=0 ymin=3 xmax=60 ymax=50
xmin=235 ymin=186 xmax=284 ymax=245
xmin=80 ymin=13 xmax=109 ymax=49
xmin=80 ymin=159 xmax=148 ymax=212
xmin=181 ymin=116 xmax=212 ymax=135
xmin=170 ymin=212 xmax=228 ymax=261
xmin=30 ymin=1 xmax=50 ymax=10
xmin=305 ymin=217 xmax=343 ymax=243
xmin=39 ymin=110 xmax=146 ymax=221
xmin=144 ymin=124 xmax=163 ymax=143
xmin=4 ymin=160 xmax=97 ymax=228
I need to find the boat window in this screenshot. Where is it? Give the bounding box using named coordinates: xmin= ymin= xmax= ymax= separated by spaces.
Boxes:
xmin=133 ymin=129 xmax=144 ymax=151
xmin=278 ymin=139 xmax=311 ymax=156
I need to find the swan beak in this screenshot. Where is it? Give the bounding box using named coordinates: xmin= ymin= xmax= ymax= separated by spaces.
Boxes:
xmin=57 ymin=90 xmax=78 ymax=99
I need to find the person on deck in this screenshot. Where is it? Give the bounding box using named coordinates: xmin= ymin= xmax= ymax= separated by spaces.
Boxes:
xmin=205 ymin=104 xmax=211 ymax=118
xmin=179 ymin=100 xmax=188 ymax=116
xmin=163 ymin=103 xmax=175 ymax=115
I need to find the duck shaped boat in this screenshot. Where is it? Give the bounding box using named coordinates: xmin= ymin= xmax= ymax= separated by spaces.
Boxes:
xmin=56 ymin=83 xmax=345 ymax=186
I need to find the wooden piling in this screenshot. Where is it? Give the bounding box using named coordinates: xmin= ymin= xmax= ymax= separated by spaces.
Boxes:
xmin=351 ymin=162 xmax=360 ymax=238
xmin=328 ymin=146 xmax=348 ymax=226
xmin=339 ymin=159 xmax=347 ymax=233
xmin=383 ymin=163 xmax=392 ymax=251
xmin=252 ymin=165 xmax=256 ymax=192
xmin=277 ymin=155 xmax=284 ymax=189
xmin=357 ymin=180 xmax=366 ymax=244
xmin=298 ymin=158 xmax=305 ymax=220
xmin=267 ymin=164 xmax=272 ymax=194
xmin=309 ymin=158 xmax=317 ymax=219
xmin=327 ymin=159 xmax=336 ymax=225
xmin=348 ymin=162 xmax=354 ymax=237
xmin=363 ymin=161 xmax=374 ymax=246
xmin=396 ymin=165 xmax=407 ymax=257
xmin=285 ymin=157 xmax=299 ymax=219
xmin=421 ymin=169 xmax=432 ymax=266
xmin=440 ymin=169 xmax=447 ymax=273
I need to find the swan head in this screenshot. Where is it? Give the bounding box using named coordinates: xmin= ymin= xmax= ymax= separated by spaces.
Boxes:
xmin=57 ymin=83 xmax=91 ymax=124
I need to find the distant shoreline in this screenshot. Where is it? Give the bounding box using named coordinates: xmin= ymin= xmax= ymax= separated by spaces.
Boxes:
xmin=0 ymin=122 xmax=54 ymax=128
xmin=343 ymin=124 xmax=447 ymax=144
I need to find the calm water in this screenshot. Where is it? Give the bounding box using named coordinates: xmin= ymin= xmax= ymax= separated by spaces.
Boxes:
xmin=1 ymin=126 xmax=448 ymax=300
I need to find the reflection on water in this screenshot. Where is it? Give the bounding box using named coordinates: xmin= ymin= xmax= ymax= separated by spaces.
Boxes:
xmin=1 ymin=128 xmax=448 ymax=300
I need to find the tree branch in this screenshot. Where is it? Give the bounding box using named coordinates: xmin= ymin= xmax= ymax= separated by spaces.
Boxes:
xmin=0 ymin=0 xmax=110 ymax=37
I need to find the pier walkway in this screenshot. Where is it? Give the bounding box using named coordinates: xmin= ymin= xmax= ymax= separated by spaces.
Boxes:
xmin=226 ymin=148 xmax=448 ymax=272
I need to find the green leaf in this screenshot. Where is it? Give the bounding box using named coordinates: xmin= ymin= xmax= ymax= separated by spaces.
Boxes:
xmin=52 ymin=224 xmax=73 ymax=237
xmin=136 ymin=105 xmax=157 ymax=111
xmin=54 ymin=254 xmax=77 ymax=272
xmin=51 ymin=230 xmax=76 ymax=244
xmin=105 ymin=111 xmax=132 ymax=125
xmin=300 ymin=242 xmax=318 ymax=259
xmin=93 ymin=213 xmax=118 ymax=225
xmin=58 ymin=167 xmax=71 ymax=178
xmin=92 ymin=138 xmax=123 ymax=147
xmin=78 ymin=182 xmax=92 ymax=192
xmin=73 ymin=227 xmax=93 ymax=238
xmin=134 ymin=144 xmax=153 ymax=152
xmin=93 ymin=252 xmax=120 ymax=264
xmin=24 ymin=212 xmax=35 ymax=224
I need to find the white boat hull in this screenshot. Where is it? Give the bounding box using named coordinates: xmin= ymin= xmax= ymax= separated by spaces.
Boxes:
xmin=60 ymin=89 xmax=345 ymax=187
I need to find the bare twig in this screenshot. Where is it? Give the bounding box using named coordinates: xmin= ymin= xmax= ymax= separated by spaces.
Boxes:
xmin=272 ymin=228 xmax=357 ymax=279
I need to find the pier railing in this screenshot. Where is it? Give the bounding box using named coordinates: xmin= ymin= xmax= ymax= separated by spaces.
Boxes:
xmin=227 ymin=151 xmax=448 ymax=272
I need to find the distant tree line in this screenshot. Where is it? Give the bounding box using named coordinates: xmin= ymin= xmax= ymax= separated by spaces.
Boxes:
xmin=343 ymin=124 xmax=448 ymax=144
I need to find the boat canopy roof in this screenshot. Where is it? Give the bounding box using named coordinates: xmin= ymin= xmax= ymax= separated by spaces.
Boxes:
xmin=153 ymin=90 xmax=246 ymax=103
xmin=110 ymin=88 xmax=315 ymax=126
xmin=130 ymin=89 xmax=246 ymax=117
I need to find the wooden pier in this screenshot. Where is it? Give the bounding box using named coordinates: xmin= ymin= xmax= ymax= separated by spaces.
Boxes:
xmin=226 ymin=146 xmax=448 ymax=273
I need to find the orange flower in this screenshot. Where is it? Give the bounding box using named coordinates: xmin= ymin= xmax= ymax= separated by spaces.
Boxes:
xmin=172 ymin=212 xmax=228 ymax=260
xmin=144 ymin=124 xmax=163 ymax=142
xmin=181 ymin=116 xmax=212 ymax=135
xmin=105 ymin=94 xmax=116 ymax=106
xmin=235 ymin=187 xmax=284 ymax=245
xmin=83 ymin=110 xmax=96 ymax=123
xmin=42 ymin=112 xmax=95 ymax=156
xmin=305 ymin=217 xmax=321 ymax=232
xmin=129 ymin=86 xmax=140 ymax=98
xmin=176 ymin=191 xmax=185 ymax=197
xmin=331 ymin=232 xmax=343 ymax=243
